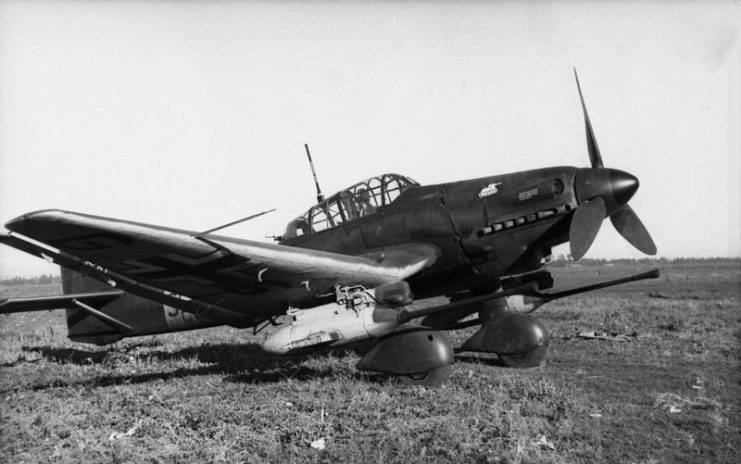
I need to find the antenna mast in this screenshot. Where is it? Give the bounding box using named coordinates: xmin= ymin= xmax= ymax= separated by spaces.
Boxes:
xmin=304 ymin=143 xmax=325 ymax=203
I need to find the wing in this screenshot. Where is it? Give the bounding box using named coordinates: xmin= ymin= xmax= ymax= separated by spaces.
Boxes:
xmin=3 ymin=210 xmax=439 ymax=321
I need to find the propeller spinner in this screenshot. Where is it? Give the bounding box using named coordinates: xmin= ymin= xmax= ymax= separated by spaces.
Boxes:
xmin=569 ymin=69 xmax=657 ymax=260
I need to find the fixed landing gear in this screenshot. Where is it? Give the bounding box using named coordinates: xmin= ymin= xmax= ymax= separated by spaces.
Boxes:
xmin=357 ymin=327 xmax=455 ymax=387
xmin=460 ymin=296 xmax=551 ymax=368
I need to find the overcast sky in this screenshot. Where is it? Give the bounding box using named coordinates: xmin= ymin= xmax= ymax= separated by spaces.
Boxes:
xmin=0 ymin=1 xmax=739 ymax=278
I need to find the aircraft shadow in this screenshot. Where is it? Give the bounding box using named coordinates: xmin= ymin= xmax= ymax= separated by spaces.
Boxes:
xmin=10 ymin=343 xmax=504 ymax=390
xmin=15 ymin=343 xmax=352 ymax=390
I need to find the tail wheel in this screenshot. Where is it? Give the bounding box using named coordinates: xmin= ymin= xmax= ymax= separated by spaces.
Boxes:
xmin=499 ymin=344 xmax=548 ymax=368
xmin=400 ymin=364 xmax=453 ymax=387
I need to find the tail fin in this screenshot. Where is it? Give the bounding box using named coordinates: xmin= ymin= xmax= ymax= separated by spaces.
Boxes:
xmin=61 ymin=269 xmax=128 ymax=345
xmin=60 ymin=269 xmax=219 ymax=345
xmin=61 ymin=268 xmax=110 ymax=293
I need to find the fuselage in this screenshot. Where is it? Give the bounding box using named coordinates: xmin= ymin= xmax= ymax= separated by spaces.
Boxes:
xmin=281 ymin=166 xmax=580 ymax=298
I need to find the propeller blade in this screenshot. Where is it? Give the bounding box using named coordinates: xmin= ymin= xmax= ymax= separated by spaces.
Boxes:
xmin=569 ymin=196 xmax=606 ymax=260
xmin=610 ymin=204 xmax=657 ymax=255
xmin=574 ymin=68 xmax=604 ymax=169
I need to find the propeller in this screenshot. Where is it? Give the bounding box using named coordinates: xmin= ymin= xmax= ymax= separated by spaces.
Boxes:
xmin=569 ymin=69 xmax=656 ymax=260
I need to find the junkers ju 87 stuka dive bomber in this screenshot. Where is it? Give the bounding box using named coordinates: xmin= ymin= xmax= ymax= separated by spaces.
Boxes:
xmin=0 ymin=71 xmax=658 ymax=385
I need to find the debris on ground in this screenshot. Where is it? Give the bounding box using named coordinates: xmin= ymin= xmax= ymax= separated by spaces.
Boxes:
xmin=691 ymin=374 xmax=705 ymax=391
xmin=534 ymin=435 xmax=556 ymax=450
xmin=654 ymin=393 xmax=722 ymax=414
xmin=564 ymin=330 xmax=639 ymax=342
xmin=108 ymin=420 xmax=142 ymax=441
xmin=310 ymin=437 xmax=326 ymax=450
xmin=589 ymin=413 xmax=603 ymax=418
xmin=648 ymin=291 xmax=673 ymax=299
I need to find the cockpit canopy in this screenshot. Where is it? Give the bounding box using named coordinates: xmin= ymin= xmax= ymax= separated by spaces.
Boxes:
xmin=283 ymin=173 xmax=419 ymax=239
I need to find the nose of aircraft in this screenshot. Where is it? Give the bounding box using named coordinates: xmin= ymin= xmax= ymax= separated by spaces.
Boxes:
xmin=609 ymin=169 xmax=639 ymax=207
xmin=575 ymin=168 xmax=639 ymax=212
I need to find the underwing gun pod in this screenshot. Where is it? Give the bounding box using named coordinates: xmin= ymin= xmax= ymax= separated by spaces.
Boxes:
xmin=415 ymin=269 xmax=660 ymax=367
xmin=262 ymin=281 xmax=454 ymax=380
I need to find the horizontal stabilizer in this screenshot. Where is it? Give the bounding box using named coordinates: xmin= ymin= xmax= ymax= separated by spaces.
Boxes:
xmin=0 ymin=290 xmax=123 ymax=314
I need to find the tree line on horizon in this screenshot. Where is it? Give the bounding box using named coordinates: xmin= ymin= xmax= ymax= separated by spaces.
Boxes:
xmin=0 ymin=274 xmax=61 ymax=286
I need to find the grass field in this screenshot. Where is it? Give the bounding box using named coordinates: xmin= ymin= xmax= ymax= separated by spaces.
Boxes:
xmin=1 ymin=260 xmax=739 ymax=463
